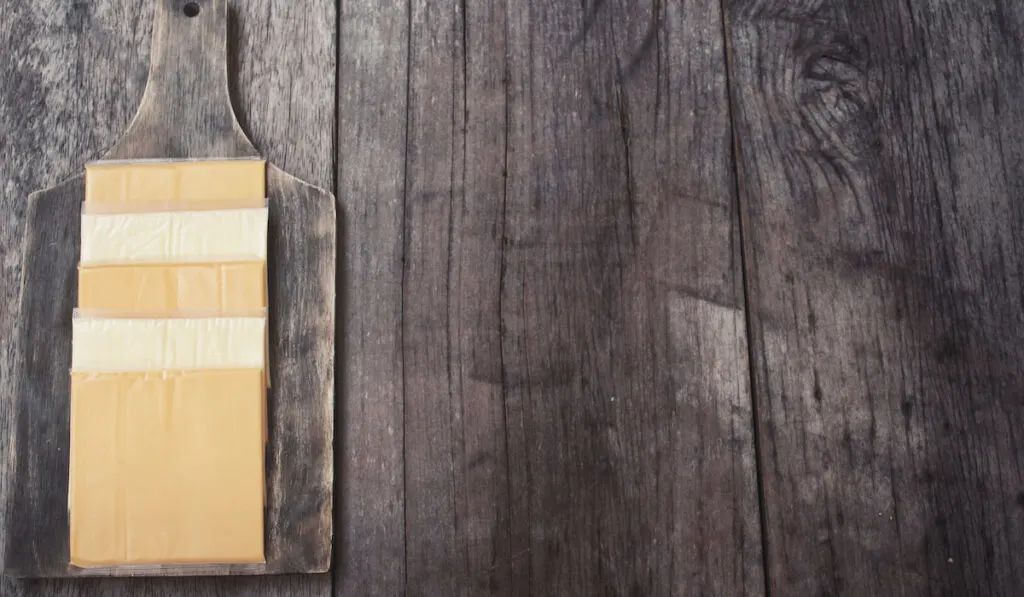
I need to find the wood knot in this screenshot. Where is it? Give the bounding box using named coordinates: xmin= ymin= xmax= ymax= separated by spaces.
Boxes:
xmin=792 ymin=29 xmax=874 ymax=161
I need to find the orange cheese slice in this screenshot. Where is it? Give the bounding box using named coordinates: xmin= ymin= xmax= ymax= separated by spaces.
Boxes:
xmin=85 ymin=159 xmax=265 ymax=207
xmin=69 ymin=369 xmax=265 ymax=567
xmin=76 ymin=263 xmax=272 ymax=391
xmin=78 ymin=262 xmax=266 ymax=314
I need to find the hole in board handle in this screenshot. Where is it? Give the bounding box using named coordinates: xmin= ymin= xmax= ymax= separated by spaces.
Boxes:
xmin=183 ymin=2 xmax=200 ymax=17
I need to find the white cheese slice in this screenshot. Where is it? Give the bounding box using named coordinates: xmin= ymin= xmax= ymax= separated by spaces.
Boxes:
xmin=71 ymin=317 xmax=266 ymax=372
xmin=80 ymin=208 xmax=268 ymax=265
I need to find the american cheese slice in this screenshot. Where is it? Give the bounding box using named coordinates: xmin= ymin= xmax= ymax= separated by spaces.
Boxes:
xmin=71 ymin=317 xmax=265 ymax=372
xmin=69 ymin=369 xmax=265 ymax=566
xmin=78 ymin=262 xmax=266 ymax=314
xmin=80 ymin=208 xmax=268 ymax=266
xmin=85 ymin=159 xmax=265 ymax=206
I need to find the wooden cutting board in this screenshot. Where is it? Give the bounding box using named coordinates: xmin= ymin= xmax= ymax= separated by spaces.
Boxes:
xmin=2 ymin=0 xmax=335 ymax=577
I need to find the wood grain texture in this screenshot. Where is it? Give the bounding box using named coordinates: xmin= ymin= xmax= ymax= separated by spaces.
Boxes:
xmin=0 ymin=0 xmax=335 ymax=593
xmin=402 ymin=1 xmax=514 ymax=595
xmin=402 ymin=1 xmax=467 ymax=594
xmin=500 ymin=1 xmax=762 ymax=593
xmin=334 ymin=0 xmax=408 ymax=595
xmin=101 ymin=0 xmax=258 ymax=159
xmin=725 ymin=0 xmax=1024 ymax=595
xmin=342 ymin=0 xmax=765 ymax=594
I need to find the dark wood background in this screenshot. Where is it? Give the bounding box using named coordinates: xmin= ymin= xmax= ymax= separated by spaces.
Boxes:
xmin=1 ymin=0 xmax=1022 ymax=595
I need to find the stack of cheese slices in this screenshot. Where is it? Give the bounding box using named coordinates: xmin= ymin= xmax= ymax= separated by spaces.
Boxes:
xmin=69 ymin=159 xmax=269 ymax=568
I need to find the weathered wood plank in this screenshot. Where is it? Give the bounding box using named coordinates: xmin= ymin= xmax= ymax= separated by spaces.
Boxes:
xmin=99 ymin=0 xmax=260 ymax=160
xmin=401 ymin=0 xmax=466 ymax=594
xmin=402 ymin=0 xmax=515 ymax=594
xmin=0 ymin=0 xmax=335 ymax=594
xmin=340 ymin=0 xmax=763 ymax=593
xmin=725 ymin=0 xmax=1024 ymax=594
xmin=496 ymin=0 xmax=764 ymax=594
xmin=452 ymin=1 xmax=519 ymax=593
xmin=334 ymin=0 xmax=408 ymax=595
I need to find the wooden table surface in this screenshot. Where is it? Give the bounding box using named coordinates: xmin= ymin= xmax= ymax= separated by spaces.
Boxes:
xmin=1 ymin=1 xmax=1021 ymax=596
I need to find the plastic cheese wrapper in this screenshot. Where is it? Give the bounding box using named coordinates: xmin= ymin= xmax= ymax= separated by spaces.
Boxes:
xmin=69 ymin=308 xmax=271 ymax=439
xmin=68 ymin=369 xmax=267 ymax=570
xmin=78 ymin=203 xmax=269 ymax=266
xmin=81 ymin=197 xmax=268 ymax=214
xmin=69 ymin=310 xmax=270 ymax=437
xmin=84 ymin=158 xmax=266 ymax=211
xmin=76 ymin=201 xmax=271 ymax=387
xmin=70 ymin=308 xmax=271 ymax=387
xmin=75 ymin=264 xmax=268 ymax=317
xmin=68 ymin=313 xmax=267 ymax=380
xmin=67 ymin=313 xmax=268 ymax=570
xmin=69 ymin=159 xmax=271 ymax=570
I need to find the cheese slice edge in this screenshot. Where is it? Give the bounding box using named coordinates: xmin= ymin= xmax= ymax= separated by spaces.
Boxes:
xmin=85 ymin=159 xmax=266 ymax=205
xmin=69 ymin=369 xmax=265 ymax=566
xmin=80 ymin=208 xmax=268 ymax=266
xmin=71 ymin=317 xmax=266 ymax=372
xmin=78 ymin=262 xmax=267 ymax=314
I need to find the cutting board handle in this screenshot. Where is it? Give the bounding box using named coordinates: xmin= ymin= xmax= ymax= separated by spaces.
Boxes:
xmin=101 ymin=0 xmax=260 ymax=161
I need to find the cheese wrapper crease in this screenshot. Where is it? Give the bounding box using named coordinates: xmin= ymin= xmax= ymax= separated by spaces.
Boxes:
xmin=71 ymin=317 xmax=266 ymax=373
xmin=80 ymin=208 xmax=269 ymax=266
xmin=70 ymin=158 xmax=271 ymax=570
xmin=69 ymin=369 xmax=265 ymax=567
xmin=77 ymin=262 xmax=267 ymax=315
xmin=85 ymin=159 xmax=265 ymax=206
